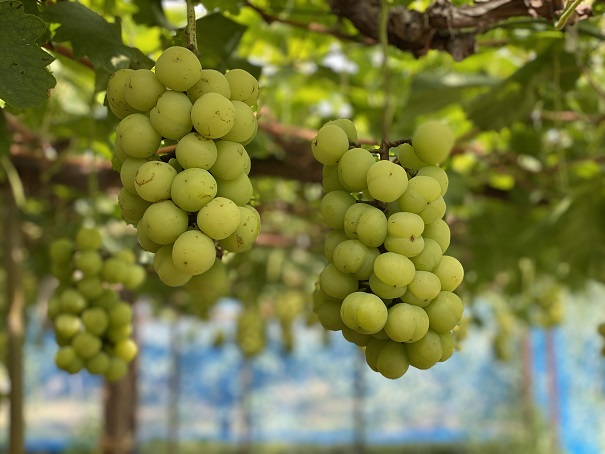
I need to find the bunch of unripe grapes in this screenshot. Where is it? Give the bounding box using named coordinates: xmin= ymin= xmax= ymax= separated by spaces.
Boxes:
xmin=106 ymin=46 xmax=261 ymax=287
xmin=311 ymin=119 xmax=464 ymax=379
xmin=236 ymin=308 xmax=267 ymax=357
xmin=48 ymin=227 xmax=145 ymax=381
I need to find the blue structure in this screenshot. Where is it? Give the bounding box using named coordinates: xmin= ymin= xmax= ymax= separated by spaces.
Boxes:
xmin=6 ymin=285 xmax=605 ymax=453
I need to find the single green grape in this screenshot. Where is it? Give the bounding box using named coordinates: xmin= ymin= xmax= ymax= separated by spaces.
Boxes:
xmin=375 ymin=340 xmax=410 ymax=379
xmin=197 ymin=197 xmax=241 ymax=240
xmin=49 ymin=238 xmax=75 ymax=264
xmin=317 ymin=299 xmax=345 ymax=331
xmin=411 ymin=121 xmax=454 ymax=165
xmin=424 ymin=291 xmax=464 ymax=333
xmin=191 ymin=92 xmax=236 ymax=139
xmin=324 ymin=118 xmax=357 ymax=142
xmin=405 ymin=329 xmax=443 ymax=370
xmin=384 ymin=302 xmax=429 ymax=343
xmin=71 ymin=331 xmax=102 ymax=360
xmin=86 ymin=352 xmax=111 ymax=375
xmin=320 ymin=190 xmax=356 ymax=230
xmin=373 ymin=252 xmax=415 ymax=287
xmin=224 ymin=68 xmax=260 ymax=105
xmin=209 ymin=141 xmax=250 ymax=180
xmin=116 ymin=113 xmax=162 ymax=159
xmin=410 ymin=238 xmax=443 ymax=271
xmin=170 ymin=168 xmax=217 ymax=212
xmin=154 ymin=46 xmax=202 ymax=92
xmin=417 ymin=165 xmax=449 ymax=196
xmin=332 ymin=239 xmax=370 ymax=274
xmin=340 ymin=291 xmax=388 ymax=335
xmin=423 ymin=218 xmax=451 ymax=253
xmin=134 ymin=161 xmax=177 ymax=202
xmin=324 ymin=229 xmax=349 ymax=262
xmin=106 ymin=69 xmax=138 ymax=119
xmin=337 ymin=147 xmax=376 ymax=192
xmin=432 ymin=256 xmax=464 ymax=291
xmin=124 ymin=69 xmax=166 ymax=112
xmin=142 ymin=200 xmax=189 ymax=245
xmin=218 ymin=206 xmax=261 ymax=253
xmin=322 ymin=164 xmax=348 ymax=192
xmin=149 ymin=91 xmax=193 ymax=140
xmin=221 ymin=101 xmax=257 ymax=143
xmin=175 ymin=132 xmax=218 ymax=170
xmin=187 ymin=69 xmax=232 ymax=102
xmin=172 ymin=229 xmax=216 ymax=275
xmin=319 ymin=263 xmax=358 ymax=299
xmin=353 ymin=247 xmax=380 ymax=281
xmin=118 ymin=187 xmax=151 ymax=225
xmin=215 ymin=173 xmax=254 ymax=206
xmin=406 ymin=270 xmax=442 ymax=303
xmin=54 ymin=314 xmax=83 ymax=340
xmin=368 ymin=272 xmax=407 ymax=299
xmin=74 ymin=250 xmax=103 ymax=276
xmin=366 ymin=160 xmax=408 ymax=203
xmin=76 ymin=227 xmax=103 ymax=250
xmin=311 ymin=124 xmax=350 ymax=165
xmin=394 ymin=143 xmax=426 ymax=170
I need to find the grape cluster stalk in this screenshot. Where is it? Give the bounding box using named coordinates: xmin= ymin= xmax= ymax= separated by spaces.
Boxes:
xmin=312 ymin=119 xmax=465 ymax=379
xmin=48 ymin=227 xmax=145 ymax=380
xmin=107 ymin=46 xmax=261 ymax=288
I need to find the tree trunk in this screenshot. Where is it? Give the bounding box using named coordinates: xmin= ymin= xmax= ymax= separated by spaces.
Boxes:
xmin=101 ymin=360 xmax=137 ymax=454
xmin=4 ymin=185 xmax=25 ymax=454
xmin=101 ymin=298 xmax=138 ymax=454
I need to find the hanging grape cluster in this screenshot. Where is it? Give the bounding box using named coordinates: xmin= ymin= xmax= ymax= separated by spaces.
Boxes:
xmin=311 ymin=119 xmax=465 ymax=379
xmin=106 ymin=46 xmax=261 ymax=287
xmin=48 ymin=227 xmax=145 ymax=381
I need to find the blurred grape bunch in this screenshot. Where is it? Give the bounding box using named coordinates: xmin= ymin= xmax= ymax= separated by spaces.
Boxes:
xmin=48 ymin=227 xmax=146 ymax=380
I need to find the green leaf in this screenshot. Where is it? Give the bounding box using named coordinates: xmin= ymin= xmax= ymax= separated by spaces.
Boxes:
xmin=41 ymin=2 xmax=149 ymax=73
xmin=466 ymin=43 xmax=580 ymax=130
xmin=0 ymin=1 xmax=56 ymax=109
xmin=200 ymin=0 xmax=241 ymax=15
xmin=132 ymin=0 xmax=174 ymax=29
xmin=403 ymin=72 xmax=497 ymax=118
xmin=196 ymin=13 xmax=248 ymax=69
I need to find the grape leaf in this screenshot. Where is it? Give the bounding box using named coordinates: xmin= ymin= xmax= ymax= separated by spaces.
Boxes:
xmin=200 ymin=0 xmax=241 ymax=15
xmin=197 ymin=13 xmax=248 ymax=69
xmin=40 ymin=2 xmax=147 ymax=73
xmin=402 ymin=72 xmax=497 ymax=119
xmin=0 ymin=1 xmax=56 ymax=109
xmin=466 ymin=43 xmax=580 ymax=130
xmin=132 ymin=0 xmax=174 ymax=29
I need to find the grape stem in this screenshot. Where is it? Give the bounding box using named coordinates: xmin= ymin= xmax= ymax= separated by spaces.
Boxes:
xmin=185 ymin=0 xmax=199 ymax=55
xmin=378 ymin=138 xmax=412 ymax=161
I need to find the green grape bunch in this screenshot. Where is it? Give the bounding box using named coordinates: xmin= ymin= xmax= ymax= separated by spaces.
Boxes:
xmin=312 ymin=119 xmax=465 ymax=379
xmin=48 ymin=227 xmax=146 ymax=381
xmin=107 ymin=46 xmax=261 ymax=288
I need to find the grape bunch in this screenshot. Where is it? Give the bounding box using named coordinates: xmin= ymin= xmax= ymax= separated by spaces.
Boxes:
xmin=106 ymin=46 xmax=261 ymax=287
xmin=48 ymin=227 xmax=145 ymax=381
xmin=311 ymin=119 xmax=465 ymax=379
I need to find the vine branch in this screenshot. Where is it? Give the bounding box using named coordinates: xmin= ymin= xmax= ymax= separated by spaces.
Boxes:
xmin=328 ymin=0 xmax=569 ymax=60
xmin=185 ymin=0 xmax=198 ymax=55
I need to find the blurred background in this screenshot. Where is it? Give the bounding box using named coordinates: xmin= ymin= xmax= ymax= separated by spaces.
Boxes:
xmin=2 ymin=0 xmax=605 ymax=453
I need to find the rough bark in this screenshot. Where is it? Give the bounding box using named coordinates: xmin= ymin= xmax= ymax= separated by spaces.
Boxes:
xmin=329 ymin=0 xmax=566 ymax=60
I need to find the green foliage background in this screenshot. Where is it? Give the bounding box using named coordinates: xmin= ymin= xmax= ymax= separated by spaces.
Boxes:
xmin=1 ymin=0 xmax=605 ymax=346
